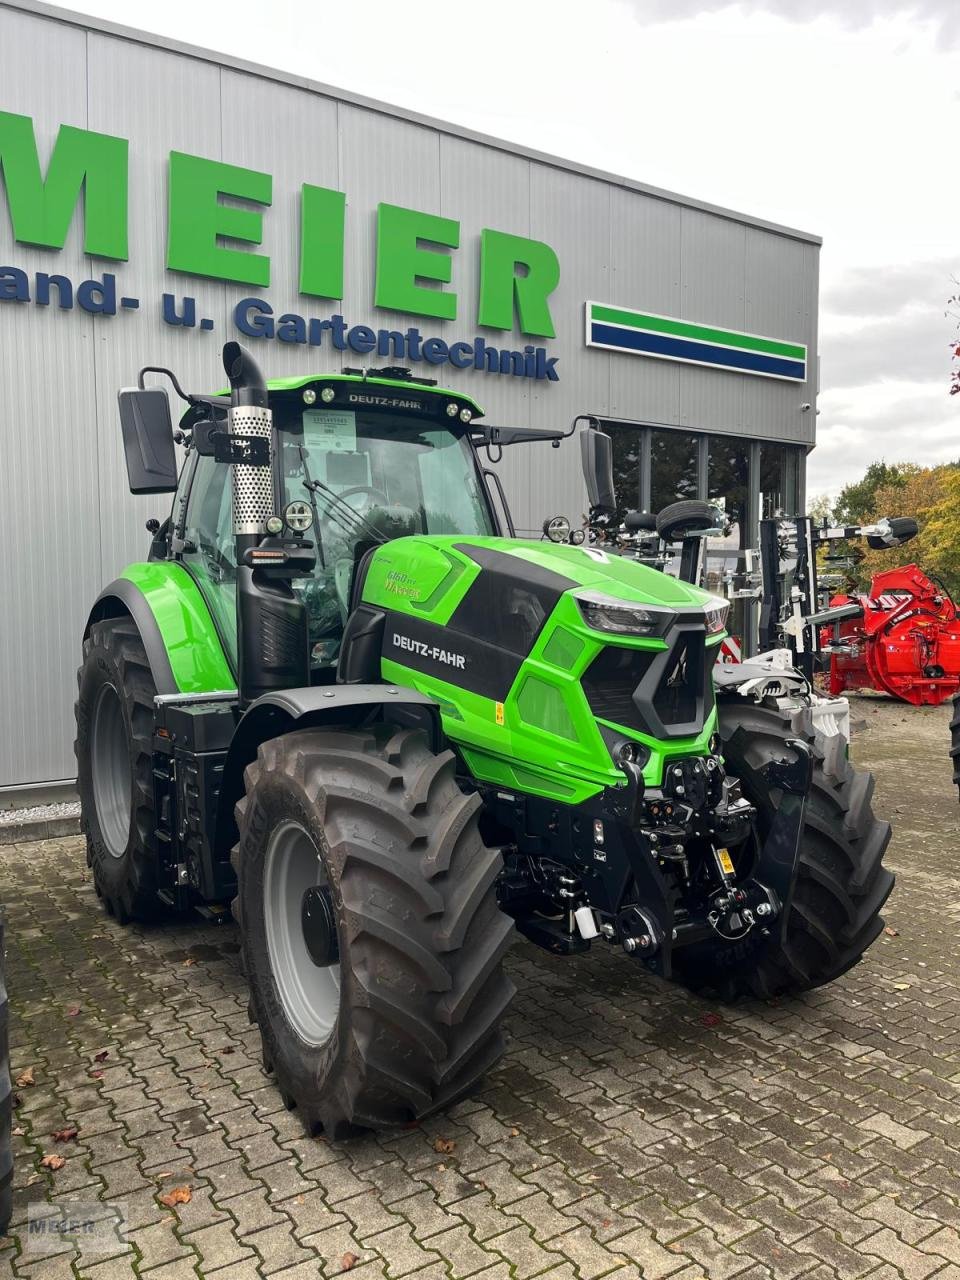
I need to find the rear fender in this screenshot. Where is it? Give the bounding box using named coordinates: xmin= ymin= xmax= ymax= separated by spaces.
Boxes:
xmin=85 ymin=564 xmax=234 ymax=696
xmin=213 ymin=684 xmax=442 ymax=861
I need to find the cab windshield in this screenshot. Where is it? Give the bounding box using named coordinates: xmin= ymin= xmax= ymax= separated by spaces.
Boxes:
xmin=277 ymin=404 xmax=495 ymax=668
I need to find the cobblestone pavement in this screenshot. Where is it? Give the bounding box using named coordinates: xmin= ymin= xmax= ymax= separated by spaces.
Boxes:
xmin=2 ymin=697 xmax=960 ymax=1280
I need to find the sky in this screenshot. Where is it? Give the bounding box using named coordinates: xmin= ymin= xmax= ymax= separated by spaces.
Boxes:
xmin=45 ymin=0 xmax=960 ymax=502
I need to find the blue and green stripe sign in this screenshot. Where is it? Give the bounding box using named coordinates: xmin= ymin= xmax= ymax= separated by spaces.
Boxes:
xmin=585 ymin=301 xmax=807 ymax=382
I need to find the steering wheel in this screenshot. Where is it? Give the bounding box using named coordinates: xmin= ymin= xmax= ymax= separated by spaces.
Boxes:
xmin=338 ymin=485 xmax=390 ymax=508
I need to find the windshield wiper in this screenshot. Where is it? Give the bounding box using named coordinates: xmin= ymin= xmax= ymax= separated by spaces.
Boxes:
xmin=297 ymin=445 xmax=325 ymax=568
xmin=303 ymin=476 xmax=388 ymax=546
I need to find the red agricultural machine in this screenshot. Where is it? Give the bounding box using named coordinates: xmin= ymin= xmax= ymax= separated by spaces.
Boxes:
xmin=821 ymin=564 xmax=960 ymax=706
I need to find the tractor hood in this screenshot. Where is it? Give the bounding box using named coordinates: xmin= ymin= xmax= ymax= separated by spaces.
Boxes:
xmin=351 ymin=534 xmax=725 ymax=805
xmin=360 ymin=535 xmax=720 ymax=617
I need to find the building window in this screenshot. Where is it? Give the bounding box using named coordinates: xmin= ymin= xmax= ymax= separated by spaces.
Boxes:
xmin=649 ymin=429 xmax=700 ymax=514
xmin=758 ymin=444 xmax=800 ymax=518
xmin=707 ymin=438 xmax=750 ymax=547
xmin=609 ymin=426 xmax=643 ymax=522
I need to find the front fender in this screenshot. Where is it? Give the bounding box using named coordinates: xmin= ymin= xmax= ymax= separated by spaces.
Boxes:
xmin=86 ymin=563 xmax=234 ymax=696
xmin=213 ymin=683 xmax=443 ymax=860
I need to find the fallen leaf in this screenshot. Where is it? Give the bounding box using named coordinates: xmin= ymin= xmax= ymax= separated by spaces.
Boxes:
xmin=892 ymin=982 xmax=911 ymax=991
xmin=509 ymin=1128 xmax=520 ymax=1138
xmin=220 ymin=1046 xmax=235 ymax=1055
xmin=90 ymin=1070 xmax=104 ymax=1079
xmin=15 ymin=1067 xmax=34 ymax=1088
xmin=433 ymin=1137 xmax=456 ymax=1154
xmin=93 ymin=1050 xmax=109 ymax=1063
xmin=12 ymin=1127 xmax=24 ymax=1137
xmin=52 ymin=1127 xmax=79 ymax=1143
xmin=340 ymin=1253 xmax=360 ymax=1272
xmin=182 ymin=958 xmax=196 ymax=967
xmin=437 ymin=1163 xmax=446 ymax=1172
xmin=884 ymin=927 xmax=900 ymax=938
xmin=41 ymin=1154 xmax=65 ymax=1171
xmin=158 ymin=1185 xmax=192 ymax=1208
xmin=66 ymin=1005 xmax=81 ymax=1017
xmin=700 ymin=1012 xmax=722 ymax=1028
xmin=602 ymin=1219 xmax=612 ymax=1228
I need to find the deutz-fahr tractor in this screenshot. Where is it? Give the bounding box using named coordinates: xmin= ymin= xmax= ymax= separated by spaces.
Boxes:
xmin=75 ymin=344 xmax=893 ymax=1137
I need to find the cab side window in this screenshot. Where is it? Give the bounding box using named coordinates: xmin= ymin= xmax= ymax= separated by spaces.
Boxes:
xmin=181 ymin=456 xmax=238 ymax=671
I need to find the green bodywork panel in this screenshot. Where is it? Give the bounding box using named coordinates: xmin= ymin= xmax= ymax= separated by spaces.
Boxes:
xmin=120 ymin=563 xmax=234 ymax=693
xmin=361 ymin=536 xmax=723 ymax=804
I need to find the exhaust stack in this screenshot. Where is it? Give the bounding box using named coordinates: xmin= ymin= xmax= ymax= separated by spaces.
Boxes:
xmin=221 ymin=343 xmax=309 ymax=706
xmin=222 ymin=341 xmax=274 ymax=538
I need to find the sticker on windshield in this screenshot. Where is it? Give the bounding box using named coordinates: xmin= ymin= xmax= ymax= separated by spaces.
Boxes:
xmin=303 ymin=409 xmax=357 ymax=452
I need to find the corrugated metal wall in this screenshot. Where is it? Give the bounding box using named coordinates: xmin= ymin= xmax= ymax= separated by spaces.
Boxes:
xmin=0 ymin=3 xmax=820 ymax=790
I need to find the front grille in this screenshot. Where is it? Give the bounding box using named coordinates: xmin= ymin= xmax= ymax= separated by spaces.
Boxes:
xmin=653 ymin=633 xmax=704 ymax=727
xmin=582 ymin=647 xmax=654 ymax=730
xmin=583 ymin=625 xmax=713 ymax=739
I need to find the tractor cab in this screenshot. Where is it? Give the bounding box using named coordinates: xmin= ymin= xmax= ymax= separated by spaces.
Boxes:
xmin=145 ymin=368 xmax=503 ymax=681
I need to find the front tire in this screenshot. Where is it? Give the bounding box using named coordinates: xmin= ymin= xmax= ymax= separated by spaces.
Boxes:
xmin=675 ymin=698 xmax=894 ymax=1000
xmin=75 ymin=618 xmax=161 ymax=924
xmin=233 ymin=725 xmax=515 ymax=1138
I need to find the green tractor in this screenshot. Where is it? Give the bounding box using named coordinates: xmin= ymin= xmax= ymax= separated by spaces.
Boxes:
xmin=75 ymin=343 xmax=893 ymax=1137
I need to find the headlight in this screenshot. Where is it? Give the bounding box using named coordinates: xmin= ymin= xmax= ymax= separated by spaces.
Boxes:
xmin=544 ymin=515 xmax=570 ymax=543
xmin=704 ymin=596 xmax=729 ymax=635
xmin=446 ymin=402 xmax=459 ymax=417
xmin=576 ymin=591 xmax=667 ymax=636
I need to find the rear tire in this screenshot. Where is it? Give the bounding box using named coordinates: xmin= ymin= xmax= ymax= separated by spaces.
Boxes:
xmin=0 ymin=910 xmax=11 ymax=1236
xmin=75 ymin=618 xmax=161 ymax=924
xmin=949 ymin=693 xmax=960 ymax=794
xmin=233 ymin=725 xmax=515 ymax=1138
xmin=674 ymin=699 xmax=894 ymax=1000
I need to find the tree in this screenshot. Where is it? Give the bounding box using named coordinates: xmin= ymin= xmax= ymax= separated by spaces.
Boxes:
xmin=806 ymin=493 xmax=833 ymax=525
xmin=834 ymin=461 xmax=912 ymax=526
xmin=857 ymin=464 xmax=960 ymax=599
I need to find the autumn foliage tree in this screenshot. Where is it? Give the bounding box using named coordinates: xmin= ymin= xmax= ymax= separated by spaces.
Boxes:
xmin=853 ymin=463 xmax=960 ymax=599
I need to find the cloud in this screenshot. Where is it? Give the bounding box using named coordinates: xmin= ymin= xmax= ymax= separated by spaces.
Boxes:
xmin=808 ymin=379 xmax=960 ymax=495
xmin=619 ymin=0 xmax=960 ymax=46
xmin=821 ymin=307 xmax=955 ymax=388
xmin=822 ymin=259 xmax=958 ymax=319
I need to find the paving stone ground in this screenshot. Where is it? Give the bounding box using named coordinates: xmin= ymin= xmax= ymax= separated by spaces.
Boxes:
xmin=1 ymin=696 xmax=960 ymax=1279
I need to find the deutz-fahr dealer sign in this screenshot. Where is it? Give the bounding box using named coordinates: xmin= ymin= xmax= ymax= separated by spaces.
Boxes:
xmin=0 ymin=111 xmax=563 ymax=382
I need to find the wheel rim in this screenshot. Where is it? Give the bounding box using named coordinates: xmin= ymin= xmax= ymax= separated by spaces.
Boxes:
xmin=263 ymin=820 xmax=341 ymax=1047
xmin=91 ymin=683 xmax=131 ymax=859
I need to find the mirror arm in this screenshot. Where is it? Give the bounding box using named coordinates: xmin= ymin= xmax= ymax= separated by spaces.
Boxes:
xmin=137 ymin=365 xmax=200 ymax=406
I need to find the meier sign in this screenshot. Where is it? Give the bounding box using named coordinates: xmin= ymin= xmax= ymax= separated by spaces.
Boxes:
xmin=0 ymin=111 xmax=562 ymax=381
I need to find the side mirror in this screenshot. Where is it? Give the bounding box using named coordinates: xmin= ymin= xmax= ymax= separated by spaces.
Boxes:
xmin=118 ymin=387 xmax=178 ymax=493
xmin=580 ymin=428 xmax=617 ymax=515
